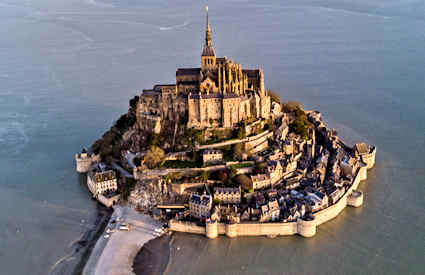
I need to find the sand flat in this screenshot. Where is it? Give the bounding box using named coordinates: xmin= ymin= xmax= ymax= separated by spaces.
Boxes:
xmin=83 ymin=205 xmax=162 ymax=275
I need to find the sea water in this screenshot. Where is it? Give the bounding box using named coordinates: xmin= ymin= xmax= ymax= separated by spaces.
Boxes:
xmin=0 ymin=0 xmax=424 ymax=274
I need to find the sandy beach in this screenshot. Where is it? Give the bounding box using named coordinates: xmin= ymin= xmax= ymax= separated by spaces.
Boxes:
xmin=83 ymin=205 xmax=163 ymax=275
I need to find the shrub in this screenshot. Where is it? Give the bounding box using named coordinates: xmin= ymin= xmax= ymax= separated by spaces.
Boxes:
xmin=200 ymin=170 xmax=209 ymax=182
xmin=267 ymin=90 xmax=281 ymax=103
xmin=237 ymin=127 xmax=246 ymax=139
xmin=147 ymin=133 xmax=160 ymax=147
xmin=144 ymin=146 xmax=165 ymax=168
xmin=282 ymin=101 xmax=302 ymax=113
xmin=233 ymin=143 xmax=245 ymax=160
xmin=217 ymin=170 xmax=228 ymax=183
xmin=289 ymin=107 xmax=312 ymax=139
xmin=234 ymin=174 xmax=252 ymax=190
xmin=116 ymin=113 xmax=136 ymax=131
xmin=133 ymin=157 xmax=142 ymax=167
xmin=129 ymin=96 xmax=139 ymax=109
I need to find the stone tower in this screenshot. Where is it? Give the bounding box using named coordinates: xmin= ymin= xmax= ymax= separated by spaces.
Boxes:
xmin=201 ymin=6 xmax=216 ymax=70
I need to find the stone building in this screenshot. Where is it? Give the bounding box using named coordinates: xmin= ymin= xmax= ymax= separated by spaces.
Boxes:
xmin=353 ymin=143 xmax=376 ymax=169
xmin=266 ymin=160 xmax=284 ymax=186
xmin=251 ymin=174 xmax=271 ymax=190
xmin=189 ymin=194 xmax=212 ymax=219
xmin=202 ymin=149 xmax=223 ymax=164
xmin=213 ymin=187 xmax=241 ymax=204
xmin=137 ymin=7 xmax=271 ymax=133
xmin=260 ymin=200 xmax=280 ymax=222
xmin=87 ymin=166 xmax=118 ymax=196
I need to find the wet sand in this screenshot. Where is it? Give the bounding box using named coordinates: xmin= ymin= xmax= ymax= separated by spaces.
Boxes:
xmin=50 ymin=203 xmax=112 ymax=275
xmin=132 ymin=233 xmax=172 ymax=275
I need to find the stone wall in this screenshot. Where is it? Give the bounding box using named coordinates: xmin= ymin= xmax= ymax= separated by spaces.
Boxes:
xmin=196 ymin=130 xmax=271 ymax=150
xmin=169 ymin=220 xmax=206 ymax=234
xmin=171 ymin=182 xmax=205 ymax=195
xmin=169 ymin=158 xmax=375 ymax=238
xmin=97 ymin=193 xmax=120 ymax=208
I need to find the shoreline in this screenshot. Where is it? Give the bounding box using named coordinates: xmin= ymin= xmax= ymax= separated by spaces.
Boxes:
xmin=73 ymin=205 xmax=113 ymax=275
xmin=82 ymin=205 xmax=163 ymax=275
xmin=50 ymin=203 xmax=113 ymax=275
xmin=132 ymin=232 xmax=173 ymax=275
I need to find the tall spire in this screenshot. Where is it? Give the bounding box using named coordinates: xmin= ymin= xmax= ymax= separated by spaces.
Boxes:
xmin=205 ymin=5 xmax=212 ymax=46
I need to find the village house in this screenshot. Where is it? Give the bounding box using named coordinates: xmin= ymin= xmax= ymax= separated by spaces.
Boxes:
xmin=266 ymin=160 xmax=284 ymax=186
xmin=87 ymin=164 xmax=118 ymax=196
xmin=212 ymin=205 xmax=240 ymax=223
xmin=306 ymin=190 xmax=328 ymax=212
xmin=189 ymin=194 xmax=213 ymax=219
xmin=213 ymin=187 xmax=241 ymax=204
xmin=260 ymin=200 xmax=280 ymax=222
xmin=202 ymin=149 xmax=223 ymax=165
xmin=328 ymin=187 xmax=345 ymax=204
xmin=251 ymin=174 xmax=271 ymax=190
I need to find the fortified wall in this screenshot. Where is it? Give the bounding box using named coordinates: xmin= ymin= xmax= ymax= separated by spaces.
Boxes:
xmin=75 ymin=152 xmax=100 ymax=173
xmin=169 ymin=163 xmax=370 ymax=238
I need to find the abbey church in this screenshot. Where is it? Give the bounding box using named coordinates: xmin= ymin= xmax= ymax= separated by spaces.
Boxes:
xmin=138 ymin=7 xmax=271 ymax=132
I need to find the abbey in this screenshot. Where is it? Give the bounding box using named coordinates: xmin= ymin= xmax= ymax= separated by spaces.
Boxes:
xmin=138 ymin=7 xmax=271 ymax=131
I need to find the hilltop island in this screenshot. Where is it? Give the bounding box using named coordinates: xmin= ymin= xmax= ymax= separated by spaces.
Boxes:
xmin=75 ymin=7 xmax=376 ymax=243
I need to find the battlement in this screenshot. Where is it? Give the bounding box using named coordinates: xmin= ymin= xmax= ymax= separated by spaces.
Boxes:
xmin=75 ymin=151 xmax=100 ymax=173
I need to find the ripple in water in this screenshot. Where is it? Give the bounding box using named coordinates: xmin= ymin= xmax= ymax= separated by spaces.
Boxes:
xmin=0 ymin=119 xmax=28 ymax=155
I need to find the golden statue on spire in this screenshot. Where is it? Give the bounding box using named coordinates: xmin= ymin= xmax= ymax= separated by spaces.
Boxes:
xmin=205 ymin=5 xmax=211 ymax=46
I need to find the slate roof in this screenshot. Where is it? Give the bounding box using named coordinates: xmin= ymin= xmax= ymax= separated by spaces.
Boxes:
xmin=202 ymin=45 xmax=216 ymax=56
xmin=176 ymin=68 xmax=201 ymax=76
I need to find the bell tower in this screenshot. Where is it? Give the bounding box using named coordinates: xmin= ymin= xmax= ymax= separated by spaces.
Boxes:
xmin=201 ymin=6 xmax=216 ymax=70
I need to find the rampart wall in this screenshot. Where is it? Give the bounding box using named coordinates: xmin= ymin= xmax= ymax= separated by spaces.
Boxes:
xmin=169 ymin=163 xmax=371 ymax=238
xmin=134 ymin=161 xmax=254 ymax=180
xmin=196 ymin=130 xmax=271 ymax=150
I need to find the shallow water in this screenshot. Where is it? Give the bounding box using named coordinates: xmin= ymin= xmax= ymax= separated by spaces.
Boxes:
xmin=0 ymin=0 xmax=424 ymax=274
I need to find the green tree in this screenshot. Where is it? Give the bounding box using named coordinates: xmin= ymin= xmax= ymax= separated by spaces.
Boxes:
xmin=129 ymin=96 xmax=139 ymax=109
xmin=290 ymin=118 xmax=309 ymax=139
xmin=267 ymin=90 xmax=281 ymax=103
xmin=133 ymin=157 xmax=142 ymax=167
xmin=200 ymin=170 xmax=209 ymax=182
xmin=217 ymin=170 xmax=228 ymax=183
xmin=237 ymin=127 xmax=246 ymax=139
xmin=228 ymin=166 xmax=237 ymax=179
xmin=234 ymin=174 xmax=252 ymax=190
xmin=194 ymin=130 xmax=204 ymax=144
xmin=144 ymin=146 xmax=165 ymax=168
xmin=147 ymin=133 xmax=160 ymax=147
xmin=281 ymin=101 xmax=302 ymax=113
xmin=233 ymin=143 xmax=245 ymax=160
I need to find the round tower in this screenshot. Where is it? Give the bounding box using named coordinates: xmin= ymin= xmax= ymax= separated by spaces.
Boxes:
xmin=297 ymin=218 xmax=316 ymax=238
xmin=206 ymin=219 xmax=218 ymax=239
